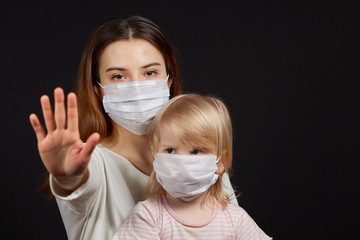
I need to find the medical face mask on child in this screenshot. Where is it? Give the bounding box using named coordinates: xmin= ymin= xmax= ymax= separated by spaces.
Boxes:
xmin=153 ymin=153 xmax=219 ymax=202
xmin=98 ymin=76 xmax=170 ymax=135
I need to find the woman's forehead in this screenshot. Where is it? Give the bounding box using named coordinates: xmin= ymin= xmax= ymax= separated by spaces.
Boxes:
xmin=100 ymin=39 xmax=165 ymax=70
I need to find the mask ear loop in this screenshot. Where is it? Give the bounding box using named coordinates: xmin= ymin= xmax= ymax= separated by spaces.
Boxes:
xmin=97 ymin=81 xmax=105 ymax=88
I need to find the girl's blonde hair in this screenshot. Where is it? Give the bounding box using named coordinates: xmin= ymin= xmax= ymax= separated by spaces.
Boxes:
xmin=146 ymin=94 xmax=233 ymax=207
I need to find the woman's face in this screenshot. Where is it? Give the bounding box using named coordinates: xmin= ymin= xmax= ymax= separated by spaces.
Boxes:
xmin=98 ymin=39 xmax=170 ymax=87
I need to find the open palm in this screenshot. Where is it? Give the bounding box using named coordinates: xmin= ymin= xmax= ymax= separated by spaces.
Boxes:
xmin=30 ymin=88 xmax=99 ymax=189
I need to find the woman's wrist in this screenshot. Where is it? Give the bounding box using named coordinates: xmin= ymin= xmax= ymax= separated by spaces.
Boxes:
xmin=52 ymin=169 xmax=89 ymax=196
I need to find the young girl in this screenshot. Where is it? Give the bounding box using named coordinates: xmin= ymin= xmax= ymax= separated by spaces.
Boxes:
xmin=113 ymin=94 xmax=272 ymax=239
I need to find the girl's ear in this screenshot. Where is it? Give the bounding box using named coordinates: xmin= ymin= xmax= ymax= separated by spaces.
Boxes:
xmin=216 ymin=162 xmax=225 ymax=175
xmin=151 ymin=147 xmax=156 ymax=158
xmin=216 ymin=151 xmax=226 ymax=174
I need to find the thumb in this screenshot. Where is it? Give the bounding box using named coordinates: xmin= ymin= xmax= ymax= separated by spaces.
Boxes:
xmin=80 ymin=133 xmax=100 ymax=164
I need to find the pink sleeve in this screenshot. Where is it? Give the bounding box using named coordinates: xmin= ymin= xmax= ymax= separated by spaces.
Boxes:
xmin=231 ymin=205 xmax=272 ymax=240
xmin=112 ymin=201 xmax=160 ymax=240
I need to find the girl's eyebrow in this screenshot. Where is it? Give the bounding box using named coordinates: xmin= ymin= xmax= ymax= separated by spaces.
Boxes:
xmin=160 ymin=144 xmax=174 ymax=148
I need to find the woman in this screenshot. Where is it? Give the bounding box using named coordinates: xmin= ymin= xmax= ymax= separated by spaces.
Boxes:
xmin=29 ymin=16 xmax=237 ymax=240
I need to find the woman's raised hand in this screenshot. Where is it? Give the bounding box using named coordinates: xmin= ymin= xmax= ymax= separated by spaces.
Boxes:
xmin=29 ymin=88 xmax=100 ymax=192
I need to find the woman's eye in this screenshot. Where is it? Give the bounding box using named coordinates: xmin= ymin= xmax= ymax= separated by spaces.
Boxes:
xmin=166 ymin=148 xmax=176 ymax=154
xmin=111 ymin=74 xmax=125 ymax=80
xmin=191 ymin=149 xmax=202 ymax=155
xmin=145 ymin=71 xmax=157 ymax=77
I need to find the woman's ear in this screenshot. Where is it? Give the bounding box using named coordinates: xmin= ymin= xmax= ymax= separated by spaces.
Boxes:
xmin=167 ymin=75 xmax=173 ymax=88
xmin=93 ymin=85 xmax=103 ymax=99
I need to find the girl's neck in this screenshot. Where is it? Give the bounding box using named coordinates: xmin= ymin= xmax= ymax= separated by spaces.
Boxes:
xmin=165 ymin=192 xmax=217 ymax=226
xmin=101 ymin=123 xmax=153 ymax=176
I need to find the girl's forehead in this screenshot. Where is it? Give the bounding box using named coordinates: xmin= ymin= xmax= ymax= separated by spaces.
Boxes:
xmin=158 ymin=123 xmax=213 ymax=148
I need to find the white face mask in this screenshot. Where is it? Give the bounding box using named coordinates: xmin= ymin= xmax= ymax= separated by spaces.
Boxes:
xmin=153 ymin=153 xmax=219 ymax=202
xmin=98 ymin=76 xmax=169 ymax=135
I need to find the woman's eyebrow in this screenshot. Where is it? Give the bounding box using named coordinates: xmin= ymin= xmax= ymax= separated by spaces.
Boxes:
xmin=106 ymin=67 xmax=126 ymax=72
xmin=142 ymin=62 xmax=161 ymax=69
xmin=105 ymin=63 xmax=161 ymax=72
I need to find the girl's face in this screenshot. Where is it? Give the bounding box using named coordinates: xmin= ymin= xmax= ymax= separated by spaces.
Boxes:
xmin=157 ymin=124 xmax=213 ymax=156
xmin=98 ymin=38 xmax=171 ymax=87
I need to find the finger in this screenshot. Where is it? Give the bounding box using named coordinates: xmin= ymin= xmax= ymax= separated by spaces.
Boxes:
xmin=54 ymin=88 xmax=66 ymax=129
xmin=67 ymin=92 xmax=79 ymax=132
xmin=80 ymin=133 xmax=100 ymax=165
xmin=29 ymin=113 xmax=46 ymax=143
xmin=40 ymin=95 xmax=56 ymax=133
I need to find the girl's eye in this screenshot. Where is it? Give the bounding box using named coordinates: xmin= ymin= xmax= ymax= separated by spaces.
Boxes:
xmin=111 ymin=74 xmax=125 ymax=80
xmin=145 ymin=71 xmax=157 ymax=77
xmin=191 ymin=149 xmax=202 ymax=155
xmin=166 ymin=148 xmax=176 ymax=154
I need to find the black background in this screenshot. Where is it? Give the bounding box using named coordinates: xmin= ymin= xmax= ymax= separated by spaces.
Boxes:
xmin=1 ymin=1 xmax=359 ymax=239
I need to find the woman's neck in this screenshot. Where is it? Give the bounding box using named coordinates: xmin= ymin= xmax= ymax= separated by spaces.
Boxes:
xmin=101 ymin=124 xmax=154 ymax=176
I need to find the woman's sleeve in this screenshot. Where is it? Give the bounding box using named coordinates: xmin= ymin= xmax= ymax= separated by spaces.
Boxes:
xmin=222 ymin=172 xmax=239 ymax=205
xmin=49 ymin=148 xmax=103 ymax=239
